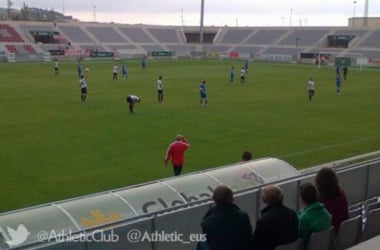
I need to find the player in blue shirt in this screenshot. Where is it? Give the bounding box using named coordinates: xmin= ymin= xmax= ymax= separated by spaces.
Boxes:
xmin=230 ymin=66 xmax=235 ymax=83
xmin=336 ymin=74 xmax=342 ymax=95
xmin=121 ymin=63 xmax=128 ymax=79
xmin=141 ymin=59 xmax=147 ymax=70
xmin=200 ymin=80 xmax=208 ymax=105
xmin=77 ymin=61 xmax=82 ymax=78
xmin=336 ymin=64 xmax=341 ymax=76
xmin=244 ymin=60 xmax=249 ymax=74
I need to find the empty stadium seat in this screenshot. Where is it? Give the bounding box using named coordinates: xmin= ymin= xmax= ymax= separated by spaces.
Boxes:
xmin=348 ymin=202 xmax=362 ymax=211
xmin=361 ymin=208 xmax=380 ymax=241
xmin=334 ymin=215 xmax=362 ymax=250
xmin=275 ymin=238 xmax=304 ymax=250
xmin=364 ymin=200 xmax=380 ymax=217
xmin=305 ymin=227 xmax=335 ymax=250
xmin=349 ymin=207 xmax=362 ymax=218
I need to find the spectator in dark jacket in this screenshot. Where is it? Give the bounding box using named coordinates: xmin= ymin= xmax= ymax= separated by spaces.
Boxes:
xmin=315 ymin=167 xmax=349 ymax=232
xmin=199 ymin=185 xmax=252 ymax=250
xmin=252 ymin=185 xmax=299 ymax=250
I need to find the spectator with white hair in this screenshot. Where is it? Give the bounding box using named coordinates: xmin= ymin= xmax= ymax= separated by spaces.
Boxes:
xmin=252 ymin=185 xmax=299 ymax=250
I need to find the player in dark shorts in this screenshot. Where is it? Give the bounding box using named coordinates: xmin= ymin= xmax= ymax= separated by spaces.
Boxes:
xmin=126 ymin=95 xmax=141 ymax=113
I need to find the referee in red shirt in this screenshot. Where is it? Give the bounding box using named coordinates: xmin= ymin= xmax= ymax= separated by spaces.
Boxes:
xmin=165 ymin=135 xmax=190 ymax=176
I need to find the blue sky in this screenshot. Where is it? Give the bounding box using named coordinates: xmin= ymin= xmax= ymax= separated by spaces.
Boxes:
xmin=3 ymin=0 xmax=380 ymax=26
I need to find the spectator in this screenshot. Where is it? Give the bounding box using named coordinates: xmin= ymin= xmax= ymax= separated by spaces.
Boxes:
xmin=242 ymin=151 xmax=252 ymax=161
xmin=315 ymin=167 xmax=349 ymax=232
xmin=252 ymin=185 xmax=298 ymax=250
xmin=199 ymin=185 xmax=252 ymax=250
xmin=298 ymin=183 xmax=331 ymax=245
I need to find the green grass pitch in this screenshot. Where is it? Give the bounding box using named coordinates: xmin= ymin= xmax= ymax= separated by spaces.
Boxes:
xmin=0 ymin=59 xmax=380 ymax=212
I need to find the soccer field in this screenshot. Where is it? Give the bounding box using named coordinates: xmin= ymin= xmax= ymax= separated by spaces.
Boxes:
xmin=1 ymin=59 xmax=380 ymax=212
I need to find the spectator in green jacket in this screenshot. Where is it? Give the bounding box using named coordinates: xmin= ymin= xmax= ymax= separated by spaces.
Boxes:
xmin=298 ymin=183 xmax=332 ymax=245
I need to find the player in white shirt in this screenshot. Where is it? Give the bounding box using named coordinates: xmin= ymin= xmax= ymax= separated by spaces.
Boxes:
xmin=112 ymin=65 xmax=118 ymax=80
xmin=126 ymin=95 xmax=141 ymax=113
xmin=307 ymin=78 xmax=315 ymax=101
xmin=79 ymin=75 xmax=88 ymax=103
xmin=157 ymin=76 xmax=164 ymax=103
xmin=54 ymin=61 xmax=59 ymax=75
xmin=240 ymin=67 xmax=246 ymax=84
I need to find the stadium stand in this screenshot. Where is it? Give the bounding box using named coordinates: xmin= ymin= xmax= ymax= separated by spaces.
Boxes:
xmin=233 ymin=45 xmax=263 ymax=54
xmin=86 ymin=26 xmax=127 ymax=43
xmin=119 ymin=26 xmax=154 ymax=43
xmin=246 ymin=29 xmax=288 ymax=45
xmin=165 ymin=44 xmax=190 ymax=53
xmin=147 ymin=27 xmax=183 ymax=43
xmin=2 ymin=21 xmax=380 ymax=65
xmin=108 ymin=44 xmax=139 ymax=51
xmin=140 ymin=44 xmax=166 ymax=53
xmin=0 ymin=24 xmax=24 ymax=42
xmin=278 ymin=29 xmax=330 ymax=46
xmin=357 ymin=30 xmax=380 ymax=48
xmin=59 ymin=25 xmax=94 ymax=43
xmin=218 ymin=29 xmax=253 ymax=44
xmin=263 ymin=47 xmax=303 ymax=55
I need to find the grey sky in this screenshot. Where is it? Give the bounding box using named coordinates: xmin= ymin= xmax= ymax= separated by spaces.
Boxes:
xmin=3 ymin=0 xmax=380 ymax=26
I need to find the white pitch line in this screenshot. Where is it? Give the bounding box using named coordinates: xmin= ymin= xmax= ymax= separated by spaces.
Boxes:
xmin=278 ymin=134 xmax=380 ymax=158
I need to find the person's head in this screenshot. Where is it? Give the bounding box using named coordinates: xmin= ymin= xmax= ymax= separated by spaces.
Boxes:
xmin=175 ymin=134 xmax=183 ymax=141
xmin=159 ymin=76 xmax=162 ymax=80
xmin=242 ymin=151 xmax=252 ymax=161
xmin=262 ymin=185 xmax=284 ymax=205
xmin=300 ymin=183 xmax=318 ymax=206
xmin=202 ymin=80 xmax=206 ymax=84
xmin=315 ymin=167 xmax=341 ymax=199
xmin=212 ymin=185 xmax=234 ymax=207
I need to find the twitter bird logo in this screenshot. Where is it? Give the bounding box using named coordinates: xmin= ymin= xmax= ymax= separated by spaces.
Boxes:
xmin=4 ymin=224 xmax=30 ymax=247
